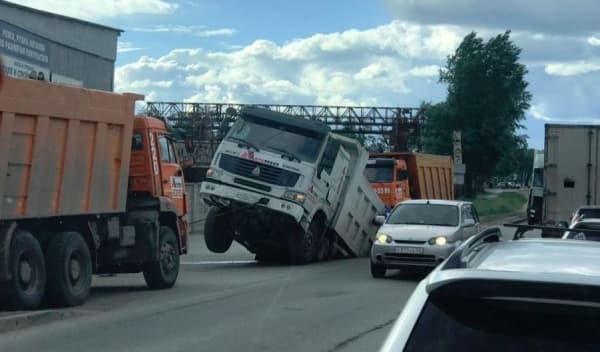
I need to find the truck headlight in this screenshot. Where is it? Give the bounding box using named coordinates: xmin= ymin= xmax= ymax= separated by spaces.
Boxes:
xmin=206 ymin=168 xmax=222 ymax=178
xmin=428 ymin=236 xmax=448 ymax=246
xmin=283 ymin=191 xmax=306 ymax=204
xmin=375 ymin=233 xmax=392 ymax=244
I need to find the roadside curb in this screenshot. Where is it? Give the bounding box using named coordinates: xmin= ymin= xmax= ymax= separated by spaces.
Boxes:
xmin=0 ymin=310 xmax=83 ymax=334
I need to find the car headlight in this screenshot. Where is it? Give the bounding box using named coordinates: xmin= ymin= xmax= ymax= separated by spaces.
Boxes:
xmin=283 ymin=191 xmax=306 ymax=204
xmin=375 ymin=233 xmax=392 ymax=244
xmin=428 ymin=236 xmax=448 ymax=246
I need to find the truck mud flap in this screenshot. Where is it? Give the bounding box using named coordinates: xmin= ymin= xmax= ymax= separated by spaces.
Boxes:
xmin=0 ymin=222 xmax=17 ymax=282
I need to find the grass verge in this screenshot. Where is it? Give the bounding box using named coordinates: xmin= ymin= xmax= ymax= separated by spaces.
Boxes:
xmin=469 ymin=191 xmax=527 ymax=218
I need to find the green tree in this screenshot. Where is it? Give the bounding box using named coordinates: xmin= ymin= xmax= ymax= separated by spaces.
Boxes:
xmin=424 ymin=31 xmax=532 ymax=196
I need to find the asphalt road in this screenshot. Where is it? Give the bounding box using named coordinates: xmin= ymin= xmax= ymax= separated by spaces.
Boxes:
xmin=0 ymin=235 xmax=421 ymax=352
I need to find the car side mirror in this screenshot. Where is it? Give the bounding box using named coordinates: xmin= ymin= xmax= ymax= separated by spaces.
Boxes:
xmin=374 ymin=215 xmax=386 ymax=226
xmin=463 ymin=219 xmax=475 ymax=228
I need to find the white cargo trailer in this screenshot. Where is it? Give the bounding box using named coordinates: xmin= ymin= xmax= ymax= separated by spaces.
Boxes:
xmin=543 ymin=124 xmax=600 ymax=224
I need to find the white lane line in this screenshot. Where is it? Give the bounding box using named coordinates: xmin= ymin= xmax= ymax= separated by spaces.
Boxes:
xmin=182 ymin=260 xmax=257 ymax=265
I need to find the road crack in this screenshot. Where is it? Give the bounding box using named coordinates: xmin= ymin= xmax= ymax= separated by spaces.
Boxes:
xmin=327 ymin=318 xmax=396 ymax=352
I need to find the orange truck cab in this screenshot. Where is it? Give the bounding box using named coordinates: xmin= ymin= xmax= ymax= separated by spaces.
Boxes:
xmin=365 ymin=158 xmax=410 ymax=214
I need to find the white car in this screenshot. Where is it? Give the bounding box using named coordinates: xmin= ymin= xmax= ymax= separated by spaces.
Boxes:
xmin=370 ymin=200 xmax=481 ymax=278
xmin=379 ymin=228 xmax=600 ymax=351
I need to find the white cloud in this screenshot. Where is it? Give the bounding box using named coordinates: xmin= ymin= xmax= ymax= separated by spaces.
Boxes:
xmin=195 ymin=28 xmax=237 ymax=38
xmin=115 ymin=21 xmax=460 ymax=105
xmin=408 ymin=65 xmax=440 ymax=77
xmin=117 ymin=41 xmax=144 ymax=53
xmin=588 ymin=36 xmax=600 ymax=46
xmin=545 ymin=60 xmax=600 ymax=76
xmin=530 ymin=104 xmax=600 ymax=123
xmin=130 ymin=25 xmax=207 ymax=34
xmin=130 ymin=25 xmax=236 ymax=38
xmin=7 ymin=0 xmax=177 ymax=20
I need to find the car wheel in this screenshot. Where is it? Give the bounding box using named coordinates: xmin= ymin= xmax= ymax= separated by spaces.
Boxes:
xmin=370 ymin=261 xmax=386 ymax=278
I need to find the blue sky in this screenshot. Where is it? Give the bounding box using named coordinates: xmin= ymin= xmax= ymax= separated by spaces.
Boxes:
xmin=9 ymin=0 xmax=600 ymax=150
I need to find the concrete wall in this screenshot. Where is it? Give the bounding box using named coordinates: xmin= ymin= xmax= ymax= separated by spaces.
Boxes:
xmin=0 ymin=1 xmax=119 ymax=90
xmin=186 ymin=183 xmax=209 ymax=234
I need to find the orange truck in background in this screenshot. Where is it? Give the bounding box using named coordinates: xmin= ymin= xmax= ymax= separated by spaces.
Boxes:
xmin=366 ymin=152 xmax=454 ymax=213
xmin=0 ymin=75 xmax=188 ymax=310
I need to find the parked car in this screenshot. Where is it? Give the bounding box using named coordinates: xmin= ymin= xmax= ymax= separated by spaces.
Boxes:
xmin=563 ymin=218 xmax=600 ymax=241
xmin=379 ymin=228 xmax=600 ymax=351
xmin=496 ymin=181 xmax=508 ymax=189
xmin=370 ymin=200 xmax=481 ymax=278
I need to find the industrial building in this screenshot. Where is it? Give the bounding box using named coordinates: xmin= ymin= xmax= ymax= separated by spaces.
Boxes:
xmin=0 ymin=0 xmax=121 ymax=91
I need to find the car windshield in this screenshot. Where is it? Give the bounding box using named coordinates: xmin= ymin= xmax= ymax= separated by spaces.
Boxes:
xmin=576 ymin=209 xmax=600 ymax=220
xmin=386 ymin=204 xmax=459 ymax=226
xmin=405 ymin=297 xmax=600 ymax=352
xmin=226 ymin=116 xmax=324 ymax=162
xmin=365 ymin=165 xmax=393 ymax=183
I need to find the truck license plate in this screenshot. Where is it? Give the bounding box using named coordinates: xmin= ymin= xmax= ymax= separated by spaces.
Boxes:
xmin=395 ymin=247 xmax=424 ymax=254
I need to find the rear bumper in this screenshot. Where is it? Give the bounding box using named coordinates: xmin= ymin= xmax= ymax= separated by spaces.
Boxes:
xmin=199 ymin=181 xmax=305 ymax=222
xmin=370 ymin=242 xmax=456 ymax=268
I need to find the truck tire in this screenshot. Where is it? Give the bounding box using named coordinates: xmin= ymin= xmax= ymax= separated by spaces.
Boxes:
xmin=289 ymin=221 xmax=317 ymax=265
xmin=45 ymin=232 xmax=92 ymax=307
xmin=315 ymin=231 xmax=332 ymax=262
xmin=204 ymin=207 xmax=234 ymax=253
xmin=370 ymin=261 xmax=386 ymax=278
xmin=143 ymin=226 xmax=180 ymax=289
xmin=5 ymin=231 xmax=46 ymax=310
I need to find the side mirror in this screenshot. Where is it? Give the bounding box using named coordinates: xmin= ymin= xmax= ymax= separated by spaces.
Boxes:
xmin=463 ymin=219 xmax=475 ymax=228
xmin=374 ymin=215 xmax=386 ymax=226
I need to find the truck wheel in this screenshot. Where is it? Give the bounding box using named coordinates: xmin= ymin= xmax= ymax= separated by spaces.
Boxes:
xmin=370 ymin=261 xmax=386 ymax=278
xmin=315 ymin=232 xmax=332 ymax=262
xmin=6 ymin=231 xmax=46 ymax=310
xmin=289 ymin=222 xmax=317 ymax=265
xmin=204 ymin=207 xmax=234 ymax=253
xmin=45 ymin=232 xmax=92 ymax=307
xmin=143 ymin=226 xmax=180 ymax=289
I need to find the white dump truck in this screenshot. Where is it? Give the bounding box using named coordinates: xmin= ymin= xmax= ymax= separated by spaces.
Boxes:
xmin=199 ymin=107 xmax=385 ymax=264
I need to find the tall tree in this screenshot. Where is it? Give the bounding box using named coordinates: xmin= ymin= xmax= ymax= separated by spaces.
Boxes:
xmin=424 ymin=31 xmax=532 ymax=196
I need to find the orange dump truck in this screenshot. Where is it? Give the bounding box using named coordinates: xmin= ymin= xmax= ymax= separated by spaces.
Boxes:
xmin=366 ymin=152 xmax=454 ymax=211
xmin=0 ymin=75 xmax=188 ymax=310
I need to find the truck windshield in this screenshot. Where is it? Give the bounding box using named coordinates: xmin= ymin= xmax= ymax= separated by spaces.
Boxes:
xmin=387 ymin=204 xmax=459 ymax=226
xmin=226 ymin=117 xmax=324 ymax=162
xmin=365 ymin=166 xmax=393 ymax=183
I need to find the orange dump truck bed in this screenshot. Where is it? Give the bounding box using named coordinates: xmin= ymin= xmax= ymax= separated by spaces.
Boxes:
xmin=370 ymin=152 xmax=454 ymax=200
xmin=0 ymin=76 xmax=141 ymax=220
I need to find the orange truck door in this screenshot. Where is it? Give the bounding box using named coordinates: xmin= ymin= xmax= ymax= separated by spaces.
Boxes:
xmin=157 ymin=134 xmax=186 ymax=216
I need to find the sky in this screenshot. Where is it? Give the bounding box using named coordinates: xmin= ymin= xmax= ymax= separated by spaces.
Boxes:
xmin=7 ymin=0 xmax=600 ymax=149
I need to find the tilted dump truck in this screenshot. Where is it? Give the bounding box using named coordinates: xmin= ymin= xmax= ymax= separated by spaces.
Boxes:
xmin=199 ymin=107 xmax=385 ymax=264
xmin=366 ymin=152 xmax=454 ymax=211
xmin=0 ymin=75 xmax=188 ymax=310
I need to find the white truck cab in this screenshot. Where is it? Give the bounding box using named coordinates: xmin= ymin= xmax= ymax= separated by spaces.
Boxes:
xmin=200 ymin=107 xmax=384 ymax=264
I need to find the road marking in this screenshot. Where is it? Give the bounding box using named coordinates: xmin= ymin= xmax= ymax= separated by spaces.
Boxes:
xmin=182 ymin=260 xmax=257 ymax=265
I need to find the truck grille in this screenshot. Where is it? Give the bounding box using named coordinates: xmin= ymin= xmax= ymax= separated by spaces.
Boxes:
xmin=394 ymin=240 xmax=427 ymax=245
xmin=219 ymin=154 xmax=300 ymax=187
